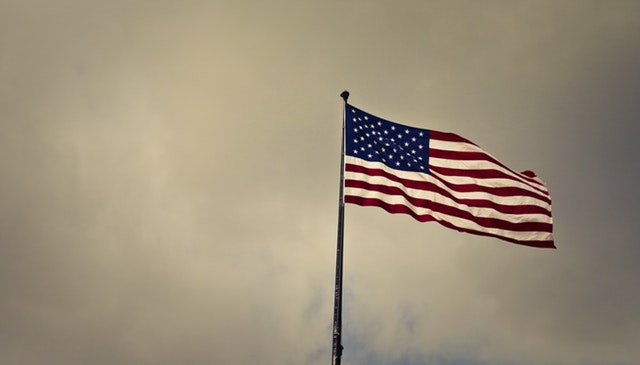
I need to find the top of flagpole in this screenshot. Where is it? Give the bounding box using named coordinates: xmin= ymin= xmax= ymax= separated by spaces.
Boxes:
xmin=340 ymin=90 xmax=349 ymax=103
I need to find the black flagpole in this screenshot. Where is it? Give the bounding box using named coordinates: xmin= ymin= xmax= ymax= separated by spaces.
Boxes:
xmin=332 ymin=90 xmax=349 ymax=365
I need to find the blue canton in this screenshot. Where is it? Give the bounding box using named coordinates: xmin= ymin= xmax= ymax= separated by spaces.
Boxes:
xmin=345 ymin=105 xmax=431 ymax=173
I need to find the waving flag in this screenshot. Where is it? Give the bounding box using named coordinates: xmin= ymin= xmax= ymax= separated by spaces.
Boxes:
xmin=344 ymin=104 xmax=554 ymax=248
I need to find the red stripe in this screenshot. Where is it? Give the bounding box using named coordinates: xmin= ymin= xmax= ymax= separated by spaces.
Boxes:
xmin=430 ymin=149 xmax=499 ymax=163
xmin=346 ymin=163 xmax=551 ymax=206
xmin=429 ymin=130 xmax=476 ymax=145
xmin=429 ymin=148 xmax=546 ymax=191
xmin=345 ymin=180 xmax=553 ymax=232
xmin=345 ymin=195 xmax=556 ymax=249
xmin=429 ymin=165 xmax=550 ymax=199
xmin=346 ymin=178 xmax=551 ymax=217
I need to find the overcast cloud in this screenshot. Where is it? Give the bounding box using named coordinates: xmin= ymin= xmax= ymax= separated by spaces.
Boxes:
xmin=1 ymin=1 xmax=639 ymax=365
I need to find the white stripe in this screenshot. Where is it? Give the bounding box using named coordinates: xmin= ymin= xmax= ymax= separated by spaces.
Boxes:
xmin=345 ymin=187 xmax=553 ymax=242
xmin=429 ymin=139 xmax=548 ymax=191
xmin=430 ymin=139 xmax=481 ymax=153
xmin=346 ymin=157 xmax=551 ymax=210
xmin=429 ymin=157 xmax=548 ymax=195
xmin=347 ymin=157 xmax=549 ymax=205
xmin=345 ymin=171 xmax=552 ymax=223
xmin=429 ymin=170 xmax=549 ymax=201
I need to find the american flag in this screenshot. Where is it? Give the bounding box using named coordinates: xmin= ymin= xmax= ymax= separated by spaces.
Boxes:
xmin=344 ymin=104 xmax=554 ymax=248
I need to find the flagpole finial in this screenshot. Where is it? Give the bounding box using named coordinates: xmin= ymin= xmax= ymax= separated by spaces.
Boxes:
xmin=340 ymin=90 xmax=349 ymax=103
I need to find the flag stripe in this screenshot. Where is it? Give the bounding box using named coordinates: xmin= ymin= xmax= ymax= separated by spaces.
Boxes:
xmin=429 ymin=138 xmax=548 ymax=190
xmin=345 ymin=180 xmax=553 ymax=229
xmin=345 ymin=195 xmax=555 ymax=248
xmin=430 ymin=130 xmax=475 ymax=144
xmin=429 ymin=151 xmax=548 ymax=194
xmin=345 ymin=170 xmax=552 ymax=220
xmin=346 ymin=159 xmax=552 ymax=221
xmin=346 ymin=161 xmax=551 ymax=208
xmin=429 ymin=166 xmax=550 ymax=202
xmin=429 ymin=164 xmax=545 ymax=191
xmin=428 ymin=165 xmax=551 ymax=204
xmin=345 ymin=186 xmax=553 ymax=242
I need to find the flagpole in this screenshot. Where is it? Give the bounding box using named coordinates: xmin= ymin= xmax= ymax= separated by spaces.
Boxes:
xmin=332 ymin=90 xmax=349 ymax=365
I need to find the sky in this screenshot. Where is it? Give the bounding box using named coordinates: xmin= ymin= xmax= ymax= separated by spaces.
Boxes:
xmin=1 ymin=1 xmax=639 ymax=365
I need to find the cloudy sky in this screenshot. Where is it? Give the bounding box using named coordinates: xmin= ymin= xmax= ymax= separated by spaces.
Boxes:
xmin=1 ymin=1 xmax=639 ymax=364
